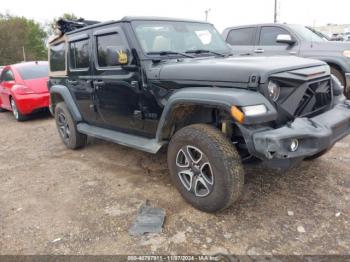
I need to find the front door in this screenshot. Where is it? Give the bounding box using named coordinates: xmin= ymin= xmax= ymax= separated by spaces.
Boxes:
xmin=92 ymin=26 xmax=143 ymax=133
xmin=254 ymin=26 xmax=299 ymax=56
xmin=0 ymin=68 xmax=15 ymax=110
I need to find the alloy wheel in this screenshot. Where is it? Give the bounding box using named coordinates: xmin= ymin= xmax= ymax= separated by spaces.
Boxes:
xmin=57 ymin=112 xmax=71 ymax=143
xmin=175 ymin=145 xmax=214 ymax=197
xmin=10 ymin=99 xmax=19 ymax=120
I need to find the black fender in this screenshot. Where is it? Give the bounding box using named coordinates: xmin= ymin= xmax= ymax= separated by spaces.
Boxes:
xmin=155 ymin=87 xmax=277 ymax=141
xmin=50 ymin=85 xmax=83 ymax=122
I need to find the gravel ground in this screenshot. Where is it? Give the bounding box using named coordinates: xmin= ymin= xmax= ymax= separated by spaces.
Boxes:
xmin=0 ymin=111 xmax=349 ymax=255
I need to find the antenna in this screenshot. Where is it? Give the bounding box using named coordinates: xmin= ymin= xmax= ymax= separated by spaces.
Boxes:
xmin=274 ymin=0 xmax=278 ymax=23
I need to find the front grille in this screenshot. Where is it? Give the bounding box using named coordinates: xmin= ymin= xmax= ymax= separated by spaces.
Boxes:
xmin=294 ymin=78 xmax=332 ymax=117
xmin=272 ymin=77 xmax=333 ymax=126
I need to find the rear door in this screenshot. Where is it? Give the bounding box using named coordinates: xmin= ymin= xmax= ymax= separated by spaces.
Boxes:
xmin=225 ymin=27 xmax=257 ymax=56
xmin=67 ymin=32 xmax=97 ymax=124
xmin=254 ymin=26 xmax=299 ymax=56
xmin=91 ymin=25 xmax=143 ymax=133
xmin=0 ymin=68 xmax=15 ymax=110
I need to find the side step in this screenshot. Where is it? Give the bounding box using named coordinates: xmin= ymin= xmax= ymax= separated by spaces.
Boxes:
xmin=77 ymin=123 xmax=164 ymax=154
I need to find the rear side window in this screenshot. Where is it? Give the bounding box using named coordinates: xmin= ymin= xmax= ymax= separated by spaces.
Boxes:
xmin=50 ymin=42 xmax=66 ymax=71
xmin=16 ymin=64 xmax=49 ymax=80
xmin=1 ymin=69 xmax=14 ymax=82
xmin=96 ymin=33 xmax=125 ymax=67
xmin=259 ymin=26 xmax=291 ymax=45
xmin=226 ymin=28 xmax=255 ymax=46
xmin=69 ymin=39 xmax=90 ymax=69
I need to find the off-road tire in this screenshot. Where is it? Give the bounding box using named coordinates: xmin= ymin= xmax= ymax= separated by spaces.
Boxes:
xmin=54 ymin=102 xmax=87 ymax=149
xmin=331 ymin=67 xmax=348 ymax=98
xmin=10 ymin=98 xmax=27 ymax=121
xmin=167 ymin=124 xmax=244 ymax=213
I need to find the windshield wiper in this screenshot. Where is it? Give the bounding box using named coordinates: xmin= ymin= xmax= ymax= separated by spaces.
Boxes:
xmin=147 ymin=51 xmax=194 ymax=58
xmin=185 ymin=49 xmax=226 ymax=57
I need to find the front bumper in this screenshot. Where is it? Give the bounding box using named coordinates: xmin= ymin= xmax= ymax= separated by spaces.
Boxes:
xmin=252 ymin=99 xmax=350 ymax=163
xmin=16 ymin=92 xmax=50 ymax=115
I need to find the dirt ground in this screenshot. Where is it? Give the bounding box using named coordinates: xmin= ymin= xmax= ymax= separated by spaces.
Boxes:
xmin=0 ymin=111 xmax=349 ymax=255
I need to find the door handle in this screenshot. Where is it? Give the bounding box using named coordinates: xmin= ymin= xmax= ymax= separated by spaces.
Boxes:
xmin=67 ymin=80 xmax=78 ymax=85
xmin=93 ymin=80 xmax=105 ymax=87
xmin=254 ymin=49 xmax=265 ymax=54
xmin=240 ymin=53 xmax=251 ymax=56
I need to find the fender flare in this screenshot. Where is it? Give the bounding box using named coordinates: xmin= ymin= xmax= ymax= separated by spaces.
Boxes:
xmin=309 ymin=56 xmax=350 ymax=73
xmin=155 ymin=87 xmax=277 ymax=141
xmin=50 ymin=85 xmax=82 ymax=122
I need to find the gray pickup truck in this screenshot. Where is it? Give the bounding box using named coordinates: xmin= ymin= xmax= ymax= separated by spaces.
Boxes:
xmin=222 ymin=23 xmax=350 ymax=97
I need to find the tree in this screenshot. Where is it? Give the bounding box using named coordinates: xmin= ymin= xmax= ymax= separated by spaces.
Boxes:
xmin=0 ymin=13 xmax=47 ymax=65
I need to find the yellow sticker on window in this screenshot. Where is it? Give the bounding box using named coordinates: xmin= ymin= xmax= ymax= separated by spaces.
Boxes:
xmin=117 ymin=50 xmax=128 ymax=64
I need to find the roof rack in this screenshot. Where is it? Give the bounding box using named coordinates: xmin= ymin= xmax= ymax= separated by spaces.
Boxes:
xmin=56 ymin=18 xmax=100 ymax=34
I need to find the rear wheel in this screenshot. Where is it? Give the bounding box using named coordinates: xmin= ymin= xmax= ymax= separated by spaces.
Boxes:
xmin=10 ymin=98 xmax=26 ymax=121
xmin=330 ymin=66 xmax=348 ymax=98
xmin=167 ymin=124 xmax=244 ymax=213
xmin=54 ymin=102 xmax=87 ymax=149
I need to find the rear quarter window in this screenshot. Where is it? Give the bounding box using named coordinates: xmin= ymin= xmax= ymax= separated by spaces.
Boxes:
xmin=50 ymin=42 xmax=66 ymax=72
xmin=16 ymin=64 xmax=49 ymax=80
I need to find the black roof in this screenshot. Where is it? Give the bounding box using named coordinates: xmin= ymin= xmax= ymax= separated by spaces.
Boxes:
xmin=65 ymin=16 xmax=209 ymax=35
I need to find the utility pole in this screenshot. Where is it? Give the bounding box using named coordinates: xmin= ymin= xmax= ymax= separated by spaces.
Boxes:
xmin=274 ymin=0 xmax=278 ymax=23
xmin=22 ymin=46 xmax=26 ymax=62
xmin=205 ymin=8 xmax=211 ymax=22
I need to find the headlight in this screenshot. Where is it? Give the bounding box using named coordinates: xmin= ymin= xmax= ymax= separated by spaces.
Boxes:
xmin=267 ymin=81 xmax=281 ymax=102
xmin=343 ymin=50 xmax=350 ymax=58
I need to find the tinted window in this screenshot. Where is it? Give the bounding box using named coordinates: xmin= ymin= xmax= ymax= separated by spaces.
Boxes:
xmin=16 ymin=64 xmax=49 ymax=80
xmin=226 ymin=28 xmax=255 ymax=46
xmin=96 ymin=33 xmax=125 ymax=67
xmin=259 ymin=27 xmax=291 ymax=45
xmin=1 ymin=70 xmax=14 ymax=82
xmin=50 ymin=42 xmax=66 ymax=71
xmin=69 ymin=39 xmax=90 ymax=69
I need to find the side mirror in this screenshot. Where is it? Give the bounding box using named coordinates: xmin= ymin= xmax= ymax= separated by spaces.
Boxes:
xmin=276 ymin=34 xmax=296 ymax=45
xmin=106 ymin=46 xmax=129 ymax=66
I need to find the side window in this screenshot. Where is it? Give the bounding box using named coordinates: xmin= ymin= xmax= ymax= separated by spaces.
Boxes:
xmin=69 ymin=39 xmax=90 ymax=70
xmin=259 ymin=27 xmax=291 ymax=46
xmin=1 ymin=70 xmax=14 ymax=82
xmin=50 ymin=42 xmax=66 ymax=71
xmin=96 ymin=33 xmax=126 ymax=67
xmin=226 ymin=28 xmax=255 ymax=46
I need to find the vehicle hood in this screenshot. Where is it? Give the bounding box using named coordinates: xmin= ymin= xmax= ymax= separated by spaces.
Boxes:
xmin=306 ymin=41 xmax=350 ymax=52
xmin=156 ymin=56 xmax=325 ymax=84
xmin=23 ymin=77 xmax=49 ymax=94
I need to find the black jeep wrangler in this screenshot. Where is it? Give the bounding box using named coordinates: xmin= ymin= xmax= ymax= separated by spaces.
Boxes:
xmin=48 ymin=17 xmax=350 ymax=212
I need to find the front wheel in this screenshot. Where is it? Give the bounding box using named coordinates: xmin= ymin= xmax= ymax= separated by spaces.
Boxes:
xmin=167 ymin=124 xmax=244 ymax=213
xmin=54 ymin=102 xmax=87 ymax=149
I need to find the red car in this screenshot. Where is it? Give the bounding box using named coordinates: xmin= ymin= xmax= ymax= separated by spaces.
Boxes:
xmin=0 ymin=61 xmax=49 ymax=121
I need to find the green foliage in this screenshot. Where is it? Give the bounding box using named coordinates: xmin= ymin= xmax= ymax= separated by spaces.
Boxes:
xmin=0 ymin=13 xmax=48 ymax=65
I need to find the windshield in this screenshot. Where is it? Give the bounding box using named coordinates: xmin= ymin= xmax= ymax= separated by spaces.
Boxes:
xmin=289 ymin=25 xmax=325 ymax=42
xmin=132 ymin=21 xmax=231 ymax=56
xmin=16 ymin=63 xmax=49 ymax=80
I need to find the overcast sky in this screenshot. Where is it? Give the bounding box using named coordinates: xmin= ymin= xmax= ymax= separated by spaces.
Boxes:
xmin=2 ymin=0 xmax=350 ymax=31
